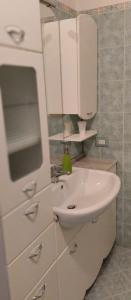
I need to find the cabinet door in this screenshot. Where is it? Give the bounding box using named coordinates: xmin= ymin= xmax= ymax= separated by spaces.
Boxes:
xmin=0 ymin=47 xmax=50 ymax=216
xmin=60 ymin=18 xmax=78 ymax=115
xmin=57 ymin=223 xmax=102 ymax=300
xmin=0 ymin=0 xmax=42 ymax=52
xmin=99 ymin=201 xmax=116 ymax=259
xmin=77 ymin=14 xmax=97 ymax=120
xmin=42 ymin=22 xmax=62 ymax=114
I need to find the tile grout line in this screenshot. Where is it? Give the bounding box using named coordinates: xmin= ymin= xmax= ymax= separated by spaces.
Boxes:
xmin=97 ymin=9 xmax=102 ymax=160
xmin=121 ymin=2 xmax=126 ymax=245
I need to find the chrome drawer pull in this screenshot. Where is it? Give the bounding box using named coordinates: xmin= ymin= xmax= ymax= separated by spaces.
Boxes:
xmin=22 ymin=181 xmax=37 ymax=198
xmin=69 ymin=243 xmax=78 ymax=255
xmin=86 ymin=112 xmax=93 ymax=116
xmin=92 ymin=217 xmax=98 ymax=224
xmin=33 ymin=284 xmax=46 ymax=300
xmin=24 ymin=203 xmax=39 ymax=217
xmin=29 ymin=243 xmax=42 ymax=260
xmin=6 ymin=25 xmax=25 ymax=44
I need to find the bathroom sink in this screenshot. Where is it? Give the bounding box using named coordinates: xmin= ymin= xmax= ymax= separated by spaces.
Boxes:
xmin=53 ymin=167 xmax=120 ymax=228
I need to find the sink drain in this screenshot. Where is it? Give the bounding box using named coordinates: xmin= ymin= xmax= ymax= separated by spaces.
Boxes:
xmin=67 ymin=204 xmax=76 ymax=210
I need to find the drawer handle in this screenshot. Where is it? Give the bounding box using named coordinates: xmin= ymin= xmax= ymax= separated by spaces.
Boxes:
xmin=92 ymin=217 xmax=98 ymax=224
xmin=22 ymin=181 xmax=37 ymax=199
xmin=29 ymin=243 xmax=42 ymax=260
xmin=24 ymin=203 xmax=39 ymax=218
xmin=5 ymin=25 xmax=25 ymax=44
xmin=69 ymin=243 xmax=78 ymax=255
xmin=33 ymin=284 xmax=46 ymax=300
xmin=86 ymin=112 xmax=93 ymax=116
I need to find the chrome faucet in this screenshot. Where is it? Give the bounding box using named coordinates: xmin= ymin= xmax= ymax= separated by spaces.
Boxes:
xmin=51 ymin=165 xmax=65 ymax=183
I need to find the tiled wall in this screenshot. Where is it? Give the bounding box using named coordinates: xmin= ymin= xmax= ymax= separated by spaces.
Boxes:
xmin=76 ymin=0 xmax=131 ymax=11
xmin=44 ymin=0 xmax=131 ymax=247
xmin=84 ymin=2 xmax=131 ymax=247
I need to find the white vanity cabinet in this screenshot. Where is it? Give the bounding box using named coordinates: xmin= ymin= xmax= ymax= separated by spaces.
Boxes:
xmin=54 ymin=161 xmax=117 ymax=300
xmin=0 ymin=0 xmax=42 ymax=52
xmin=0 ymin=47 xmax=50 ymax=216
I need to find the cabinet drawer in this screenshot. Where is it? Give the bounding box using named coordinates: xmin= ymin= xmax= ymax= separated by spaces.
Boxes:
xmin=24 ymin=263 xmax=59 ymax=300
xmin=7 ymin=223 xmax=57 ymax=300
xmin=0 ymin=0 xmax=42 ymax=52
xmin=3 ymin=186 xmax=54 ymax=264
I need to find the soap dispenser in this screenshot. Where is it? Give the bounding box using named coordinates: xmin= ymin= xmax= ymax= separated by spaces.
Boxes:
xmin=62 ymin=143 xmax=72 ymax=174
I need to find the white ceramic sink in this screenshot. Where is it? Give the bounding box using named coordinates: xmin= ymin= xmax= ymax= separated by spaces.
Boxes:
xmin=53 ymin=167 xmax=120 ymax=228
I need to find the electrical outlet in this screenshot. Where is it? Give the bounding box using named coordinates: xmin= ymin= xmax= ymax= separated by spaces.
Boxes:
xmin=95 ymin=137 xmax=108 ymax=147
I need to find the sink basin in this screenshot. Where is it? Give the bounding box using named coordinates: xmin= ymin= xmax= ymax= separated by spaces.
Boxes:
xmin=53 ymin=167 xmax=121 ymax=228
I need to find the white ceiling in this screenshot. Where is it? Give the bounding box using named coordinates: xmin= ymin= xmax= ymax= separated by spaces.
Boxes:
xmin=59 ymin=0 xmax=131 ymax=11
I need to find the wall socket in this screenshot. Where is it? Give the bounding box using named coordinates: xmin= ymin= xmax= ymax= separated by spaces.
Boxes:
xmin=95 ymin=137 xmax=108 ymax=147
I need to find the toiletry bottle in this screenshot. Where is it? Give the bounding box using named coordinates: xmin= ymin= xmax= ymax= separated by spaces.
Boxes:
xmin=62 ymin=144 xmax=72 ymax=174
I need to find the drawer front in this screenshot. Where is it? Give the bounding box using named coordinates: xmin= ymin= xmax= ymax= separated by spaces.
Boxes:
xmin=24 ymin=263 xmax=59 ymax=300
xmin=7 ymin=224 xmax=57 ymax=300
xmin=0 ymin=0 xmax=42 ymax=52
xmin=3 ymin=186 xmax=53 ymax=264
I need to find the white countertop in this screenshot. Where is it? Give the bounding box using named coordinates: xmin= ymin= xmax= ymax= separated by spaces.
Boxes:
xmin=73 ymin=157 xmax=117 ymax=171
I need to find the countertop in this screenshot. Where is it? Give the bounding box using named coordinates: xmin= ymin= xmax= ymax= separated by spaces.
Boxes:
xmin=73 ymin=157 xmax=117 ymax=171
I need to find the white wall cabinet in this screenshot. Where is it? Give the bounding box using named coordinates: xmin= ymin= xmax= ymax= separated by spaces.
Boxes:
xmin=60 ymin=14 xmax=97 ymax=119
xmin=43 ymin=14 xmax=97 ymax=119
xmin=0 ymin=47 xmax=50 ymax=216
xmin=0 ymin=0 xmax=42 ymax=52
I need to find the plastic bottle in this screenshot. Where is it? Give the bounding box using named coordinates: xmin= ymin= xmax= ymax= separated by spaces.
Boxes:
xmin=62 ymin=144 xmax=72 ymax=174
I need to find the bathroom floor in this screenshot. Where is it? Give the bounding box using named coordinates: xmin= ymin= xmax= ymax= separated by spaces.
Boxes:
xmin=85 ymin=245 xmax=131 ymax=300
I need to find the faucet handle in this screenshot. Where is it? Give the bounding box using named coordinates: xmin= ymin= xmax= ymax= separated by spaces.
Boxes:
xmin=55 ymin=170 xmax=65 ymax=177
xmin=55 ymin=164 xmax=62 ymax=172
xmin=51 ymin=164 xmax=57 ymax=177
xmin=51 ymin=164 xmax=58 ymax=183
xmin=51 ymin=164 xmax=62 ymax=175
xmin=51 ymin=164 xmax=65 ymax=183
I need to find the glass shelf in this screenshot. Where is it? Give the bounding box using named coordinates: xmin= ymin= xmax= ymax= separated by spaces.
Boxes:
xmin=49 ymin=130 xmax=97 ymax=142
